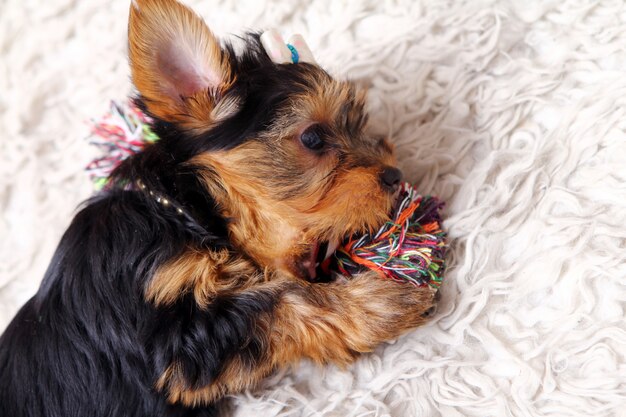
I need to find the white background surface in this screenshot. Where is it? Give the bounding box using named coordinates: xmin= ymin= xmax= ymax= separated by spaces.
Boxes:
xmin=1 ymin=0 xmax=625 ymax=416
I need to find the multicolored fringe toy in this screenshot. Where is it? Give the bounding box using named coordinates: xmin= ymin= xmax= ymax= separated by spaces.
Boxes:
xmin=87 ymin=101 xmax=448 ymax=288
xmin=86 ymin=100 xmax=158 ymax=190
xmin=333 ymin=184 xmax=447 ymax=289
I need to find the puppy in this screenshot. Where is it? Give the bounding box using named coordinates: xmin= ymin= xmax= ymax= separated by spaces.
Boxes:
xmin=0 ymin=0 xmax=436 ymax=415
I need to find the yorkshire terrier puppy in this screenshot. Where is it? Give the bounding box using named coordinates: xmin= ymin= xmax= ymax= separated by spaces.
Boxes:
xmin=0 ymin=0 xmax=436 ymax=415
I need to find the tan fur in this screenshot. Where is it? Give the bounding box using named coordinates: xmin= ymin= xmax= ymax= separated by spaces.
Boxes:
xmin=128 ymin=0 xmax=235 ymax=132
xmin=147 ymin=249 xmax=258 ymax=308
xmin=156 ymin=273 xmax=435 ymax=406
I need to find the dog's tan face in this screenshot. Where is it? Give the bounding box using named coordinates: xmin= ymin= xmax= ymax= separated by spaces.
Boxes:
xmin=129 ymin=0 xmax=402 ymax=280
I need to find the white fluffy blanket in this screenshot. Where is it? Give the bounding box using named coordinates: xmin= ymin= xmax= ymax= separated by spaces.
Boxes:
xmin=1 ymin=0 xmax=625 ymax=416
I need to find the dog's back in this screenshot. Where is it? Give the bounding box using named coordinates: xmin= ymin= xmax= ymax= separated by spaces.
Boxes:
xmin=0 ymin=192 xmax=219 ymax=417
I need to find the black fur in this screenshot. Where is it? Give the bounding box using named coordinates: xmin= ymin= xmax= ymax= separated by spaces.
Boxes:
xmin=0 ymin=34 xmax=313 ymax=417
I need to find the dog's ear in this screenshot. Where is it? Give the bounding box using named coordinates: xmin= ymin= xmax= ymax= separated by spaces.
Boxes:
xmin=128 ymin=0 xmax=235 ymax=131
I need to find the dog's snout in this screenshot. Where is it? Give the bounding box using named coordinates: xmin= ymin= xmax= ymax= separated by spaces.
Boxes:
xmin=380 ymin=167 xmax=402 ymax=192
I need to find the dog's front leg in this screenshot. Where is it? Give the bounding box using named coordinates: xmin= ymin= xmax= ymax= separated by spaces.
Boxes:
xmin=146 ymin=252 xmax=435 ymax=407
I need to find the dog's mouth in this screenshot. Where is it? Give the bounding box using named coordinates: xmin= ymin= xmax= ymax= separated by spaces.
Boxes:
xmin=299 ymin=239 xmax=340 ymax=282
xmin=282 ymin=190 xmax=397 ymax=283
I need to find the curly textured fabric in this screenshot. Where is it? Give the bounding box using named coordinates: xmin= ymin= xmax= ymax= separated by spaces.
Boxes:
xmin=1 ymin=1 xmax=625 ymax=416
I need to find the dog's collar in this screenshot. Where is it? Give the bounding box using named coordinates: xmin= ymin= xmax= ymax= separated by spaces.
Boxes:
xmin=133 ymin=179 xmax=227 ymax=241
xmin=135 ymin=179 xmax=186 ymax=216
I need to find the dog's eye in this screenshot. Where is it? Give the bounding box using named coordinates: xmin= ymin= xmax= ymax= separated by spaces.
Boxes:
xmin=300 ymin=125 xmax=325 ymax=151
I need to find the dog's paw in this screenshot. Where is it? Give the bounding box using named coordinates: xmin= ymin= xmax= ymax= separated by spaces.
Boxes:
xmin=333 ymin=271 xmax=438 ymax=346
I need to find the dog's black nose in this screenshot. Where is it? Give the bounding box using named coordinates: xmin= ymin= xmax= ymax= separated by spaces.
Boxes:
xmin=380 ymin=167 xmax=402 ymax=192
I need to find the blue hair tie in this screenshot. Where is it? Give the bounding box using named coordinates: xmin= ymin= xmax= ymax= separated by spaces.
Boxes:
xmin=286 ymin=44 xmax=299 ymax=64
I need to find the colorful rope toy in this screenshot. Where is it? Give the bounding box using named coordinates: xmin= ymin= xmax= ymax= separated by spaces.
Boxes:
xmin=86 ymin=101 xmax=448 ymax=288
xmin=332 ymin=184 xmax=447 ymax=289
xmin=86 ymin=101 xmax=157 ymax=190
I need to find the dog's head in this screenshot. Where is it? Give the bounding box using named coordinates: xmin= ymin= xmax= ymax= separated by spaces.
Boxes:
xmin=127 ymin=0 xmax=402 ymax=280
